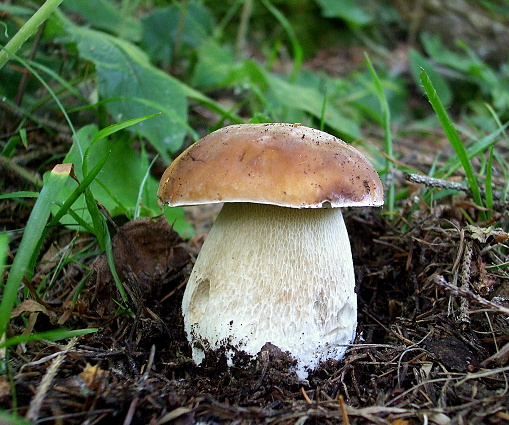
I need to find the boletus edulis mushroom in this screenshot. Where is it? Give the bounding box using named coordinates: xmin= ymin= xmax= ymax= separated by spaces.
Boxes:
xmin=158 ymin=123 xmax=384 ymax=378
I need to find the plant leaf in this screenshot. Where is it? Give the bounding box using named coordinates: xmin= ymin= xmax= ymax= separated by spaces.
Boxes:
xmin=314 ymin=0 xmax=373 ymax=26
xmin=140 ymin=2 xmax=214 ymax=63
xmin=267 ymin=74 xmax=361 ymax=140
xmin=0 ymin=164 xmax=74 ymax=342
xmin=420 ymin=69 xmax=485 ymax=219
xmin=0 ymin=328 xmax=97 ymax=349
xmin=63 ymin=0 xmax=141 ymax=41
xmin=409 ymin=49 xmax=452 ymax=107
xmin=70 ymin=26 xmax=188 ymax=161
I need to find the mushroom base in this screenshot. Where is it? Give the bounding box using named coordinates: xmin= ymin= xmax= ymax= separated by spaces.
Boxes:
xmin=182 ymin=202 xmax=357 ymax=378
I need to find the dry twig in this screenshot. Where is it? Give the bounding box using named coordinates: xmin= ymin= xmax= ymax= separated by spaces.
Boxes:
xmin=433 ymin=275 xmax=509 ymax=316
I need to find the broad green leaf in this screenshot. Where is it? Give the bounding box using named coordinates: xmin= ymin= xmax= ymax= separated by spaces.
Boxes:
xmin=55 ymin=125 xmax=194 ymax=238
xmin=70 ymin=26 xmax=188 ymax=161
xmin=63 ymin=0 xmax=140 ymax=41
xmin=58 ymin=125 xmax=157 ymax=221
xmin=140 ymin=2 xmax=214 ymax=64
xmin=365 ymin=53 xmax=394 ymax=215
xmin=420 ymin=33 xmax=509 ymax=113
xmin=267 ymin=74 xmax=361 ymax=140
xmin=192 ymin=39 xmax=235 ymax=89
xmin=420 ymin=33 xmax=476 ymax=73
xmin=315 ymin=0 xmax=373 ymax=26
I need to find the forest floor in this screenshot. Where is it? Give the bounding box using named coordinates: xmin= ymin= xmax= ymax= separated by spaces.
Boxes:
xmin=1 ymin=34 xmax=509 ymax=424
xmin=2 ymin=128 xmax=509 ymax=425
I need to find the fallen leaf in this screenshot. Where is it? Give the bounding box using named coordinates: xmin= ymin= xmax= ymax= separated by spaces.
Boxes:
xmin=465 ymin=225 xmax=508 ymax=244
xmin=79 ymin=364 xmax=109 ymax=390
xmin=391 ymin=419 xmax=414 ymax=425
xmin=9 ymin=300 xmax=48 ymax=319
xmin=158 ymin=407 xmax=194 ymax=424
xmin=88 ymin=215 xmax=191 ymax=316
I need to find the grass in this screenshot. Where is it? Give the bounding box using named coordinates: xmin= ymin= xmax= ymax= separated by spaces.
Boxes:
xmin=0 ymin=165 xmax=74 ymax=344
xmin=0 ymin=0 xmax=64 ymax=70
xmin=0 ymin=165 xmax=98 ymax=372
xmin=365 ymin=53 xmax=395 ymax=217
xmin=420 ymin=69 xmax=487 ymax=221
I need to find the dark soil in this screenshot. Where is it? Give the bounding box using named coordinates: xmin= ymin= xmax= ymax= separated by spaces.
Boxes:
xmin=2 ymin=190 xmax=509 ymax=424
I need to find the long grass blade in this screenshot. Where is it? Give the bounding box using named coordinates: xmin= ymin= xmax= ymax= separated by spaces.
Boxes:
xmin=90 ymin=112 xmax=161 ymax=144
xmin=0 ymin=328 xmax=97 ymax=349
xmin=0 ymin=0 xmax=64 ymax=70
xmin=0 ymin=165 xmax=73 ymax=342
xmin=420 ymin=69 xmax=486 ymax=221
xmin=261 ymin=0 xmax=303 ymax=83
xmin=0 ymin=234 xmax=8 ymax=286
xmin=365 ymin=54 xmax=394 ymax=216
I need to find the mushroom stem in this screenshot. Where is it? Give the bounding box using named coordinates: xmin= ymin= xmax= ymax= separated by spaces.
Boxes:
xmin=182 ymin=202 xmax=357 ymax=377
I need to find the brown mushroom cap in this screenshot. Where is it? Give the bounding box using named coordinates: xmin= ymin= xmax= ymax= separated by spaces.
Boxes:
xmin=158 ymin=123 xmax=384 ymax=208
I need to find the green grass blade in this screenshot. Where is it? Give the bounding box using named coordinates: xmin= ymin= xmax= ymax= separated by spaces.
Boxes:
xmin=134 ymin=153 xmax=159 ymax=220
xmin=81 ymin=163 xmax=130 ymax=306
xmin=5 ymin=48 xmax=77 ymax=138
xmin=0 ymin=234 xmax=8 ymax=286
xmin=365 ymin=54 xmax=394 ymax=215
xmin=261 ymin=0 xmax=303 ymax=83
xmin=104 ymin=226 xmax=131 ymax=310
xmin=0 ymin=409 xmax=33 ymax=425
xmin=420 ymin=69 xmax=486 ymax=220
xmin=0 ymin=164 xmax=73 ymax=342
xmin=90 ymin=112 xmax=161 ymax=144
xmin=436 ymin=126 xmax=506 ymax=179
xmin=0 ymin=191 xmax=39 ymax=200
xmin=0 ymin=0 xmax=64 ymax=70
xmin=319 ymin=85 xmax=328 ymax=131
xmin=80 ymin=188 xmax=130 ymax=311
xmin=0 ymin=328 xmax=97 ymax=349
xmin=48 ymin=153 xmax=110 ymax=228
xmin=486 ymin=146 xmax=494 ymax=212
xmin=18 ymin=155 xmax=112 ymax=280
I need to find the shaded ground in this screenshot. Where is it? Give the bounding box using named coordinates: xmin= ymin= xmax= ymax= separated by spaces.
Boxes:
xmin=1 ymin=178 xmax=509 ymax=424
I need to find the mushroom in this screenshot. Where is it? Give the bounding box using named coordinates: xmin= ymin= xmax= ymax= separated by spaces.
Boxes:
xmin=158 ymin=123 xmax=383 ymax=378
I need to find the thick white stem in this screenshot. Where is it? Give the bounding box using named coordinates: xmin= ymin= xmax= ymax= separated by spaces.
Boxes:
xmin=182 ymin=202 xmax=356 ymax=377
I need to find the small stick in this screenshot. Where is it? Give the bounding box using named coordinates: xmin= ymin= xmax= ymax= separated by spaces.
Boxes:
xmin=405 ymin=173 xmax=469 ymax=192
xmin=406 ymin=173 xmax=506 ymax=204
xmin=338 ymin=394 xmax=351 ymax=425
xmin=433 ymin=275 xmax=509 ymax=316
xmin=122 ymin=396 xmax=139 ymax=425
xmin=301 ymin=387 xmax=313 ymax=404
